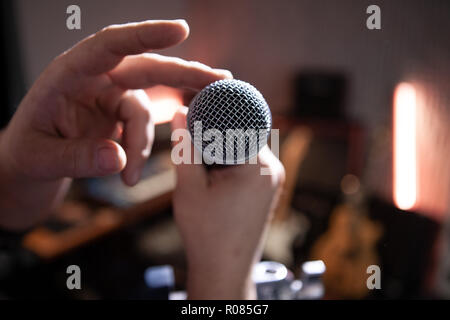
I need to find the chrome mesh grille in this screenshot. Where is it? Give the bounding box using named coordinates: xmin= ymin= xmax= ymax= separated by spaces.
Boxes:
xmin=187 ymin=79 xmax=271 ymax=164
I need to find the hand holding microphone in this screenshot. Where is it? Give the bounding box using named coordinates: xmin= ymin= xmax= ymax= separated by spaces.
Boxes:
xmin=0 ymin=14 xmax=286 ymax=301
xmin=171 ymin=90 xmax=285 ymax=299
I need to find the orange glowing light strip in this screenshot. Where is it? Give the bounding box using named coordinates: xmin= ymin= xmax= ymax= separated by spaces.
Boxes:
xmin=393 ymin=83 xmax=417 ymax=211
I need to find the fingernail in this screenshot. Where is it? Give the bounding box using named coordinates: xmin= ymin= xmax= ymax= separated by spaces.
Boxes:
xmin=175 ymin=19 xmax=189 ymax=29
xmin=98 ymin=147 xmax=120 ymax=173
xmin=215 ymin=69 xmax=233 ymax=79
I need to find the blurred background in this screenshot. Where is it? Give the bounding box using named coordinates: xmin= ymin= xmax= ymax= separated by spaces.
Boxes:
xmin=0 ymin=0 xmax=449 ymax=299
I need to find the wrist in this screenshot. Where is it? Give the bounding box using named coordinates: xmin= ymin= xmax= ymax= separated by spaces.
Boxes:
xmin=186 ymin=256 xmax=259 ymax=300
xmin=187 ymin=265 xmax=256 ymax=300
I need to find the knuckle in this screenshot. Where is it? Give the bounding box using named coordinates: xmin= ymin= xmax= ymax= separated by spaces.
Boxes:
xmin=141 ymin=106 xmax=152 ymax=122
xmin=135 ymin=90 xmax=153 ymax=122
xmin=95 ymin=25 xmax=119 ymax=42
xmin=95 ymin=28 xmax=107 ymax=38
xmin=99 ymin=24 xmax=119 ymax=35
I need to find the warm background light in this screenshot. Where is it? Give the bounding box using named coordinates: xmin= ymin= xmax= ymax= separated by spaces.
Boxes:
xmin=393 ymin=83 xmax=417 ymax=211
xmin=145 ymin=86 xmax=184 ymax=124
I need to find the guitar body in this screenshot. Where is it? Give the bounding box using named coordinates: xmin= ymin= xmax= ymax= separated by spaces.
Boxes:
xmin=310 ymin=203 xmax=383 ymax=299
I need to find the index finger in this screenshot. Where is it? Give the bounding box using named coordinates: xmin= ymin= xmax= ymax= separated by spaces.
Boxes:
xmin=108 ymin=53 xmax=233 ymax=91
xmin=60 ymin=19 xmax=189 ymax=76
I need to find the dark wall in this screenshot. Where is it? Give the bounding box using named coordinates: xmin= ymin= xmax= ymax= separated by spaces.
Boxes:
xmin=1 ymin=0 xmax=25 ymax=128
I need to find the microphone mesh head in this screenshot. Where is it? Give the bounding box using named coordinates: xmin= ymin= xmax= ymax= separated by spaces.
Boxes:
xmin=187 ymin=79 xmax=271 ymax=164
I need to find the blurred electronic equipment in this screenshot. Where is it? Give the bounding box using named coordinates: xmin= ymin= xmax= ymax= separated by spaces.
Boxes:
xmin=85 ymin=151 xmax=175 ymax=208
xmin=143 ymin=260 xmax=326 ymax=300
xmin=22 ymin=149 xmax=175 ymax=260
xmin=264 ymin=127 xmax=312 ymax=266
xmin=366 ymin=199 xmax=440 ymax=299
xmin=286 ymin=70 xmax=358 ymax=193
xmin=294 ymin=71 xmax=347 ymax=120
xmin=433 ymin=206 xmax=450 ymax=298
xmin=274 ymin=115 xmax=365 ymax=197
xmin=254 ymin=260 xmax=325 ymax=300
xmin=274 ymin=127 xmax=312 ymax=222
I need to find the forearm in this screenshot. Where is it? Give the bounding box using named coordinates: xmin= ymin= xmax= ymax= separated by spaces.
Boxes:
xmin=0 ymin=130 xmax=70 ymax=230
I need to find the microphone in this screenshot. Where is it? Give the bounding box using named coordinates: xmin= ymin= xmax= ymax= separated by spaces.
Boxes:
xmin=187 ymin=79 xmax=272 ymax=165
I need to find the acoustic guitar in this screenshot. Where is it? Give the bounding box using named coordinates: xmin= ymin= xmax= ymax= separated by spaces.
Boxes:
xmin=310 ymin=186 xmax=383 ymax=299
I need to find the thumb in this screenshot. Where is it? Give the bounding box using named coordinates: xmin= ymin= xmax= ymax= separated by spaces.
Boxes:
xmin=37 ymin=136 xmax=127 ymax=179
xmin=171 ymin=106 xmax=207 ymax=189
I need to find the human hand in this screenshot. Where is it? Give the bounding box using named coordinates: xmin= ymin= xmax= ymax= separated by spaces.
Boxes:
xmin=0 ymin=20 xmax=231 ymax=229
xmin=171 ymin=107 xmax=285 ymax=299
